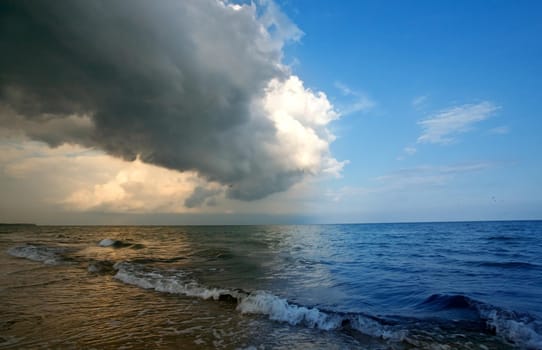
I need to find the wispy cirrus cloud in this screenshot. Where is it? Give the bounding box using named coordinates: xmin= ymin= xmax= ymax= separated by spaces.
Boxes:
xmin=375 ymin=162 xmax=494 ymax=187
xmin=412 ymin=95 xmax=428 ymax=109
xmin=417 ymin=101 xmax=499 ymax=144
xmin=489 ymin=126 xmax=510 ymax=135
xmin=403 ymin=147 xmax=417 ymax=156
xmin=328 ymin=161 xmax=495 ymax=202
xmin=334 ymin=82 xmax=375 ymax=115
xmin=396 ymin=146 xmax=417 ymax=160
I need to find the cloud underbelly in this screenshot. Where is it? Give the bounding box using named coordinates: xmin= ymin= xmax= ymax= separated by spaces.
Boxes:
xmin=0 ymin=0 xmax=344 ymax=205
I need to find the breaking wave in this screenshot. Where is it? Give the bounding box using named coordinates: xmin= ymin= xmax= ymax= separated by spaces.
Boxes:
xmin=98 ymin=239 xmax=138 ymax=248
xmin=113 ymin=261 xmax=234 ymax=301
xmin=478 ymin=301 xmax=542 ymax=349
xmin=419 ymin=294 xmax=542 ymax=349
xmin=113 ymin=261 xmax=542 ymax=348
xmin=7 ymin=244 xmax=70 ymax=265
xmin=113 ymin=261 xmax=407 ymax=341
xmin=6 ymin=242 xmax=542 ymax=349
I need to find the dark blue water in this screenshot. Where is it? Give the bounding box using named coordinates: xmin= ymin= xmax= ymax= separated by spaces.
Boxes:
xmin=1 ymin=221 xmax=541 ymax=349
xmin=268 ymin=222 xmax=542 ymax=318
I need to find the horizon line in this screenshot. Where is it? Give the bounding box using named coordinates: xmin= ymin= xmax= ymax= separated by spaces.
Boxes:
xmin=2 ymin=218 xmax=541 ymax=227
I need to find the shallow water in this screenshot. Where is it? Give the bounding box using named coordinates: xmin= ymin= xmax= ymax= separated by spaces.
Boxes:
xmin=1 ymin=222 xmax=541 ymax=349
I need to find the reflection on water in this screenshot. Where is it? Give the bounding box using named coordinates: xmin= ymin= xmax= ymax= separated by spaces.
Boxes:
xmin=1 ymin=223 xmax=539 ymax=349
xmin=1 ymin=226 xmax=359 ymax=349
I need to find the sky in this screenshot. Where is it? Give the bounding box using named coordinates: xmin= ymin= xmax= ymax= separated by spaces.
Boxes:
xmin=0 ymin=0 xmax=541 ymax=224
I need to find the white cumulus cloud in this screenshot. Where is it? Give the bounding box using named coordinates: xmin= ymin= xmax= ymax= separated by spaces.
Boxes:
xmin=0 ymin=0 xmax=345 ymax=209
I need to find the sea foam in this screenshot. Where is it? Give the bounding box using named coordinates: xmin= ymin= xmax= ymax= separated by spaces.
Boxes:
xmin=236 ymin=291 xmax=342 ymax=330
xmin=114 ymin=261 xmax=542 ymax=346
xmin=420 ymin=294 xmax=542 ymax=348
xmin=113 ymin=262 xmax=232 ymax=300
xmin=478 ymin=304 xmax=542 ymax=349
xmin=7 ymin=244 xmax=68 ymax=265
xmin=99 ymin=239 xmax=117 ymax=247
xmin=112 ymin=261 xmax=406 ymax=340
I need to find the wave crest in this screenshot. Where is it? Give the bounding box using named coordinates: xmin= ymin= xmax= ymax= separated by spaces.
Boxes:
xmin=112 ymin=261 xmax=407 ymax=341
xmin=237 ymin=291 xmax=342 ymax=330
xmin=478 ymin=304 xmax=542 ymax=348
xmin=419 ymin=294 xmax=542 ymax=348
xmin=7 ymin=244 xmax=69 ymax=265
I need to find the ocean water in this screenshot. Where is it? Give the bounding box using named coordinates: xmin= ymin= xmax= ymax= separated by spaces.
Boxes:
xmin=1 ymin=221 xmax=541 ymax=349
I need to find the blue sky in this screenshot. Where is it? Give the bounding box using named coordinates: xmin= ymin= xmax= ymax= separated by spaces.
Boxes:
xmin=275 ymin=0 xmax=542 ymax=222
xmin=0 ymin=0 xmax=540 ymax=224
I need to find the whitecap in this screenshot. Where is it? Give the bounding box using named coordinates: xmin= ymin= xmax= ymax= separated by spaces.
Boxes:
xmin=477 ymin=304 xmax=542 ymax=349
xmin=112 ymin=261 xmax=407 ymax=340
xmin=236 ymin=291 xmax=341 ymax=330
xmin=98 ymin=238 xmax=135 ymax=248
xmin=7 ymin=244 xmax=67 ymax=265
xmin=113 ymin=262 xmax=233 ymax=300
xmin=350 ymin=314 xmax=407 ymax=341
xmin=99 ymin=238 xmax=118 ymax=247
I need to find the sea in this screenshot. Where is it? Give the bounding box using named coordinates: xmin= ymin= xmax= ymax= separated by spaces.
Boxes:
xmin=1 ymin=221 xmax=541 ymax=349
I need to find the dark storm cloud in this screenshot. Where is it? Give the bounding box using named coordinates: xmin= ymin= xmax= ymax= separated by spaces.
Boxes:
xmin=184 ymin=186 xmax=222 ymax=208
xmin=0 ymin=0 xmax=303 ymax=201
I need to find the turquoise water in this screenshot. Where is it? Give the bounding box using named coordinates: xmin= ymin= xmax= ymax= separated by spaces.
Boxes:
xmin=1 ymin=221 xmax=541 ymax=349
